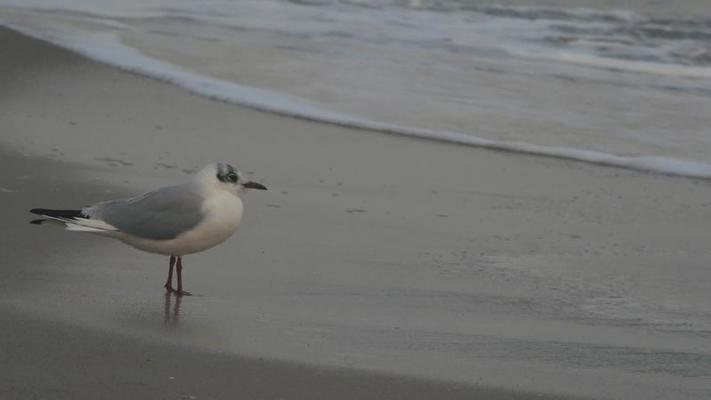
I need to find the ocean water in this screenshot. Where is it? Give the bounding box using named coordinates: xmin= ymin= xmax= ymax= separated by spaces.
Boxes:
xmin=1 ymin=0 xmax=711 ymax=177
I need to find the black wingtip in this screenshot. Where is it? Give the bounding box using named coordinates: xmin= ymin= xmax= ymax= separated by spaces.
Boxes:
xmin=29 ymin=208 xmax=83 ymax=219
xmin=30 ymin=219 xmax=45 ymax=225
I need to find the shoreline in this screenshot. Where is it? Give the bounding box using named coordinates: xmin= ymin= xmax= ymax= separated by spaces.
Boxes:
xmin=2 ymin=18 xmax=711 ymax=180
xmin=2 ymin=26 xmax=711 ymax=399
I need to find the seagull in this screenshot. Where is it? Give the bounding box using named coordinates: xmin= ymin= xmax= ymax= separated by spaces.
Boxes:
xmin=29 ymin=163 xmax=267 ymax=296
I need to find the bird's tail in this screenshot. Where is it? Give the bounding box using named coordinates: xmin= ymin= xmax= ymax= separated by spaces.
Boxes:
xmin=29 ymin=208 xmax=117 ymax=234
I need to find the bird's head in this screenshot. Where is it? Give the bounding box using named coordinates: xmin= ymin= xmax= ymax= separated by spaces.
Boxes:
xmin=197 ymin=163 xmax=267 ymax=194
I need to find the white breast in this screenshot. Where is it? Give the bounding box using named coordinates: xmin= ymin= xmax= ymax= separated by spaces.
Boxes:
xmin=121 ymin=191 xmax=244 ymax=256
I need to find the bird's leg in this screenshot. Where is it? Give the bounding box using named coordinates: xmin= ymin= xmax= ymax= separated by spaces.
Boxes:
xmin=164 ymin=256 xmax=176 ymax=293
xmin=175 ymin=256 xmax=192 ymax=296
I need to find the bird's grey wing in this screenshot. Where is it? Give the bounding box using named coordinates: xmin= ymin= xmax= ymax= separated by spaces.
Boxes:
xmin=85 ymin=184 xmax=205 ymax=240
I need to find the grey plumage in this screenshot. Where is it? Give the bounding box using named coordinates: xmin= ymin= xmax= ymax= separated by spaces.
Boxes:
xmin=84 ymin=183 xmax=205 ymax=240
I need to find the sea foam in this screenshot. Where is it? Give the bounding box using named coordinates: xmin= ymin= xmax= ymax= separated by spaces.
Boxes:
xmin=5 ymin=22 xmax=711 ymax=180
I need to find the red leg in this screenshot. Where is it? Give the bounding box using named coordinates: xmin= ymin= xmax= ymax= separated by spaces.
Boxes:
xmin=176 ymin=256 xmax=192 ymax=296
xmin=164 ymin=256 xmax=176 ymax=293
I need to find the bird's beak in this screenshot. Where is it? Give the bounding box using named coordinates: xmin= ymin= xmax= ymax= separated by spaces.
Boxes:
xmin=242 ymin=181 xmax=267 ymax=190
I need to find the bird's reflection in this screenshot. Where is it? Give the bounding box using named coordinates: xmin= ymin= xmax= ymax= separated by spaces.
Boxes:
xmin=163 ymin=292 xmax=182 ymax=327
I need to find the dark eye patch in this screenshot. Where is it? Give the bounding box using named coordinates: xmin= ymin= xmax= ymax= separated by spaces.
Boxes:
xmin=216 ymin=163 xmax=239 ymax=183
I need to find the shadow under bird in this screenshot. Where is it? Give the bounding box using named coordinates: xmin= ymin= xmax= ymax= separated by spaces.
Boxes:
xmin=29 ymin=163 xmax=267 ymax=296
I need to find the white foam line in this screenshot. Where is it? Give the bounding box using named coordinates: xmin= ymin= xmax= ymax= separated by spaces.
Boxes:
xmin=6 ymin=23 xmax=711 ymax=180
xmin=351 ymin=121 xmax=711 ymax=179
xmin=1 ymin=23 xmax=354 ymax=121
xmin=550 ymin=52 xmax=711 ymax=80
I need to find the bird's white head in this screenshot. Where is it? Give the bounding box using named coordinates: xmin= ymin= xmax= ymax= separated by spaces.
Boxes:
xmin=195 ymin=163 xmax=267 ymax=194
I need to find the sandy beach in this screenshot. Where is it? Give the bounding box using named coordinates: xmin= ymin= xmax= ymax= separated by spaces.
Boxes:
xmin=2 ymin=25 xmax=711 ymax=399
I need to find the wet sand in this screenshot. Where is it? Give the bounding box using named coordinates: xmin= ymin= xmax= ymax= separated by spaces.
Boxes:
xmin=0 ymin=149 xmax=580 ymax=400
xmin=1 ymin=309 xmax=558 ymax=400
xmin=2 ymin=26 xmax=711 ymax=399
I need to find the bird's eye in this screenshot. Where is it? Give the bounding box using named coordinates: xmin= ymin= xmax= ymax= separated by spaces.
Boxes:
xmin=227 ymin=172 xmax=238 ymax=183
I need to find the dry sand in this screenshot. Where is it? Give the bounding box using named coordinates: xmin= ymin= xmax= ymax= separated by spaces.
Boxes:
xmin=1 ymin=26 xmax=711 ymax=399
